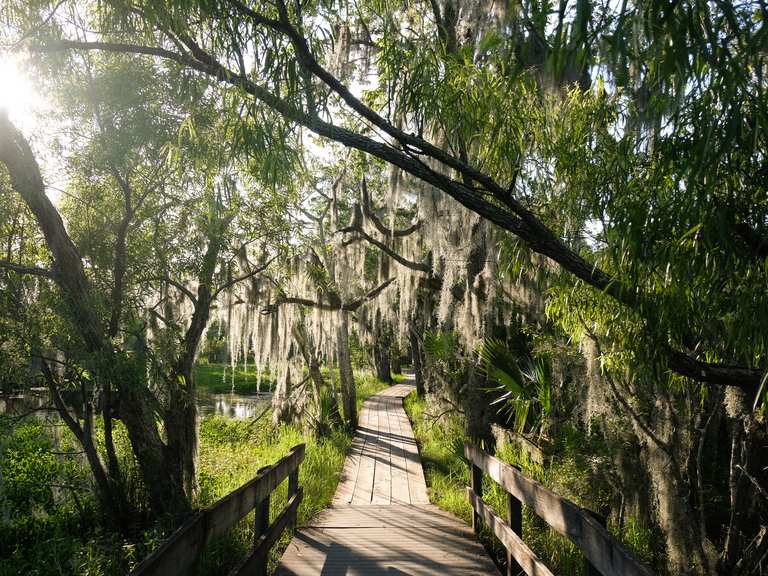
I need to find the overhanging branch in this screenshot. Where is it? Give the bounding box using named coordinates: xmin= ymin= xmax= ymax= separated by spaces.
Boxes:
xmin=262 ymin=277 xmax=395 ymax=314
xmin=37 ymin=27 xmax=765 ymax=390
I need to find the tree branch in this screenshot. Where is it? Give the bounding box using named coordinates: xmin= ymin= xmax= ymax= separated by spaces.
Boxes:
xmin=144 ymin=276 xmax=197 ymax=305
xmin=360 ymin=177 xmax=422 ymax=237
xmin=212 ymin=254 xmax=277 ymax=298
xmin=0 ymin=258 xmax=54 ymax=279
xmin=39 ymin=28 xmax=765 ymax=390
xmin=339 ymin=225 xmax=431 ymax=273
xmin=262 ymin=277 xmax=395 ymax=314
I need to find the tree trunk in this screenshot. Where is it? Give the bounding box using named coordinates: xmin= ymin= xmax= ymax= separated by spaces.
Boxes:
xmin=337 ymin=311 xmax=357 ymax=427
xmin=0 ymin=114 xmax=189 ymax=519
xmin=374 ymin=340 xmax=393 ymax=383
xmin=391 ymin=351 xmax=402 ymax=375
xmin=294 ymin=321 xmax=329 ymax=433
xmin=44 ymin=363 xmax=126 ymax=520
xmin=410 ymin=327 xmax=425 ymax=396
xmin=165 ymin=365 xmax=199 ymax=503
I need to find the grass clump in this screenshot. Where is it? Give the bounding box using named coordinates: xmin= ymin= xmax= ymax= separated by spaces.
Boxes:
xmin=355 ymin=372 xmax=392 ymax=412
xmin=197 ymin=416 xmax=351 ymax=574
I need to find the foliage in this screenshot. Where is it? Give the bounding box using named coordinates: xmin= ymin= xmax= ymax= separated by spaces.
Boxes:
xmin=404 ymin=391 xmax=664 ymax=574
xmin=478 ymin=338 xmax=552 ymax=436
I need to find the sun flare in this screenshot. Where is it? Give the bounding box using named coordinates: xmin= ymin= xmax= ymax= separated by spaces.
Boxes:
xmin=0 ymin=54 xmax=45 ymax=129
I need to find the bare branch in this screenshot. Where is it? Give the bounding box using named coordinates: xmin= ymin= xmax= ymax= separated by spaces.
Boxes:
xmin=339 ymin=225 xmax=431 ymax=273
xmin=262 ymin=277 xmax=395 ymax=314
xmin=361 ymin=177 xmax=422 ymax=237
xmin=344 ymin=277 xmax=396 ymax=310
xmin=0 ymin=259 xmax=54 ymax=279
xmin=212 ymin=255 xmax=277 ymax=298
xmin=143 ymin=276 xmax=197 ymax=305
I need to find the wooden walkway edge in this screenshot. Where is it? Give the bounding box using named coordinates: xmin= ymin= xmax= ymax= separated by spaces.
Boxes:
xmin=276 ymin=377 xmax=499 ymax=575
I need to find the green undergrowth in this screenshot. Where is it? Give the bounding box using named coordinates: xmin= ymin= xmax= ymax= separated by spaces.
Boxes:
xmin=392 ymin=372 xmax=408 ymax=383
xmin=0 ymin=372 xmax=393 ymax=576
xmin=197 ymin=417 xmax=351 ymax=575
xmin=355 ymin=371 xmax=392 ymax=412
xmin=403 ymin=391 xmax=660 ymax=575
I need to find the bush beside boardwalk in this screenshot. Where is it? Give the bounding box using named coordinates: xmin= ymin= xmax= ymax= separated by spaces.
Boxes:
xmin=403 ymin=391 xmax=664 ymax=576
xmin=0 ymin=373 xmax=390 ymax=576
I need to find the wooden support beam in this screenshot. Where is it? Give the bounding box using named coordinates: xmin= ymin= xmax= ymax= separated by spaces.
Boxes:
xmin=231 ymin=489 xmax=304 ymax=576
xmin=464 ymin=443 xmax=654 ymax=576
xmin=507 ymin=490 xmax=523 ymax=576
xmin=467 ymin=488 xmax=554 ymax=576
xmin=470 ymin=460 xmax=483 ymax=535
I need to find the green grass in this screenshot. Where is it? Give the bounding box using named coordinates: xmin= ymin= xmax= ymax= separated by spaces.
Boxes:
xmin=403 ymin=390 xmax=660 ymax=575
xmin=0 ymin=372 xmax=394 ymax=576
xmin=355 ymin=371 xmax=392 ymax=412
xmin=195 ymin=363 xmax=273 ymax=394
xmin=196 ymin=416 xmax=351 ymax=574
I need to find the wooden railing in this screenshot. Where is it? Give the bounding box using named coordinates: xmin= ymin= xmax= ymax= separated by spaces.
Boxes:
xmin=464 ymin=443 xmax=654 ymax=576
xmin=131 ymin=443 xmax=305 ymax=576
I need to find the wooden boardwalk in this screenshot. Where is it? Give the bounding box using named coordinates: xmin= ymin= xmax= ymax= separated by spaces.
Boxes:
xmin=276 ymin=378 xmax=499 ymax=575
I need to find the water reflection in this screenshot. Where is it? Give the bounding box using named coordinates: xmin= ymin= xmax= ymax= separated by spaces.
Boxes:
xmin=0 ymin=390 xmax=55 ymax=419
xmin=1 ymin=391 xmax=272 ymax=421
xmin=192 ymin=393 xmax=272 ymax=419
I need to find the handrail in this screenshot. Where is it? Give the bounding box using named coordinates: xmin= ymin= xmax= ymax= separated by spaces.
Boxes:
xmin=131 ymin=443 xmax=305 ymax=576
xmin=464 ymin=442 xmax=655 ymax=576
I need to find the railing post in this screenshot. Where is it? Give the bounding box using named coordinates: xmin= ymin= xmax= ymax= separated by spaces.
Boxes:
xmin=583 ymin=508 xmax=607 ymax=576
xmin=507 ymin=490 xmax=523 ymax=576
xmin=253 ymin=465 xmax=272 ymax=576
xmin=288 ymin=445 xmax=301 ymax=531
xmin=471 ymin=460 xmax=483 ymax=535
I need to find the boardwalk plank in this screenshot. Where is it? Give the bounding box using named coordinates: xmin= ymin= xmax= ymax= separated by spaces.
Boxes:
xmin=371 ymin=396 xmax=393 ymax=504
xmin=277 ymin=375 xmax=499 ymax=576
xmin=351 ymin=397 xmax=377 ymax=504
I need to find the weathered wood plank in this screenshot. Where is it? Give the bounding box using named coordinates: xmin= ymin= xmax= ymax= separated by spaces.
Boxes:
xmin=464 ymin=443 xmax=654 ymax=576
xmin=371 ymin=397 xmax=392 ymax=504
xmin=352 ymin=398 xmax=378 ymax=504
xmin=388 ymin=394 xmax=411 ymax=503
xmin=206 ymin=444 xmax=305 ymax=541
xmin=333 ymin=403 xmax=370 ymax=504
xmin=276 ymin=504 xmax=499 ymax=576
xmin=130 ymin=512 xmax=206 ymax=576
xmin=467 ymin=488 xmax=554 ymax=576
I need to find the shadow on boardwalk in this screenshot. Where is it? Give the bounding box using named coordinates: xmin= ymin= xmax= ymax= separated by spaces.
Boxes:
xmin=276 ymin=377 xmax=499 ymax=576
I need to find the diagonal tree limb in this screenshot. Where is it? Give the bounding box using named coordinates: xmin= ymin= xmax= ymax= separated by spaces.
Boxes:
xmin=212 ymin=254 xmax=277 ymax=298
xmin=338 ymin=225 xmax=431 ymax=273
xmin=360 ymin=177 xmax=422 ymax=237
xmin=262 ymin=277 xmax=395 ymax=314
xmin=34 ymin=35 xmax=764 ymax=389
